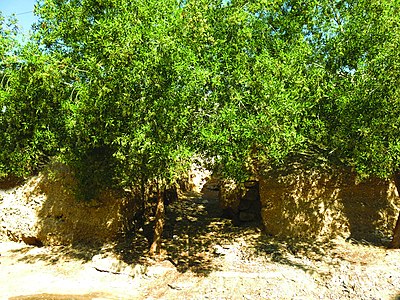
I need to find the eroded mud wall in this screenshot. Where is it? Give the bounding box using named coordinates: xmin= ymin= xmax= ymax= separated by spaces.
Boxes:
xmin=259 ymin=168 xmax=399 ymax=241
xmin=0 ymin=163 xmax=137 ymax=245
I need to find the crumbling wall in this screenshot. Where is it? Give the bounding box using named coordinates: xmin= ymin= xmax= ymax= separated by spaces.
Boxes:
xmin=201 ymin=176 xmax=262 ymax=224
xmin=0 ymin=163 xmax=137 ymax=246
xmin=259 ymin=167 xmax=399 ymax=242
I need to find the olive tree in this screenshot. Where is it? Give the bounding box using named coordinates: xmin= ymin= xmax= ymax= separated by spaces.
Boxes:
xmin=180 ymin=0 xmax=326 ymax=181
xmin=301 ymin=0 xmax=400 ymax=248
xmin=1 ymin=12 xmax=68 ymax=178
xmin=6 ymin=0 xmax=399 ymax=251
xmin=30 ymin=0 xmax=324 ymax=252
xmin=33 ymin=0 xmax=204 ymax=254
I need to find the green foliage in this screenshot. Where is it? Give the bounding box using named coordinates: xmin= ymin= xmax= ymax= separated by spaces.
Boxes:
xmin=178 ymin=0 xmax=322 ymax=179
xmin=32 ymin=0 xmax=197 ymax=195
xmin=0 ymin=44 xmax=68 ymax=177
xmin=2 ymin=0 xmax=400 ymax=196
xmin=0 ymin=12 xmax=19 ymax=62
xmin=303 ymin=0 xmax=400 ymax=178
xmin=0 ymin=14 xmax=67 ymax=178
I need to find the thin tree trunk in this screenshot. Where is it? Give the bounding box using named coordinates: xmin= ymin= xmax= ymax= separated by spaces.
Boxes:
xmin=389 ymin=172 xmax=400 ymax=248
xmin=149 ymin=182 xmax=165 ymax=256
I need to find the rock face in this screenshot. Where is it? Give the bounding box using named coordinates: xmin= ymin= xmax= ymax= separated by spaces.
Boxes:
xmin=0 ymin=163 xmax=137 ymax=246
xmin=259 ymin=167 xmax=400 ymax=242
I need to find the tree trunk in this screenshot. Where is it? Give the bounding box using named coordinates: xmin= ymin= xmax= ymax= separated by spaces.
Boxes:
xmin=389 ymin=172 xmax=400 ymax=248
xmin=149 ymin=183 xmax=165 ymax=256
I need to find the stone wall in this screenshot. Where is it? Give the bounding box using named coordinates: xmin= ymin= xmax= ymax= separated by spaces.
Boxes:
xmin=201 ymin=177 xmax=262 ymax=225
xmin=259 ymin=167 xmax=400 ymax=242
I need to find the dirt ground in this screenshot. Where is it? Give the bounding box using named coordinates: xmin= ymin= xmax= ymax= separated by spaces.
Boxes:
xmin=1 ymin=193 xmax=400 ymax=300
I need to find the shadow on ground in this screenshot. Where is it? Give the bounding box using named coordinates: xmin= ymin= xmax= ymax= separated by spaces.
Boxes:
xmin=11 ymin=189 xmax=390 ymax=279
xmin=115 ymin=191 xmax=265 ymax=275
xmin=9 ymin=190 xmax=247 ymax=274
xmin=13 ymin=242 xmax=102 ymax=265
xmin=254 ymin=235 xmax=333 ymax=273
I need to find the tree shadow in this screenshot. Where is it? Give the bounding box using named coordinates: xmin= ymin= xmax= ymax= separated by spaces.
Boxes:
xmin=340 ymin=177 xmax=398 ymax=247
xmin=14 ymin=187 xmax=253 ymax=274
xmin=0 ymin=175 xmax=24 ymax=190
xmin=162 ymin=199 xmax=225 ymax=274
xmin=153 ymin=192 xmax=263 ymax=275
xmin=110 ymin=231 xmax=153 ymax=266
xmin=253 ymin=230 xmax=396 ymax=281
xmin=254 ymin=234 xmax=338 ymax=275
xmin=13 ymin=242 xmax=101 ymax=265
xmin=29 ymin=180 xmax=341 ymax=277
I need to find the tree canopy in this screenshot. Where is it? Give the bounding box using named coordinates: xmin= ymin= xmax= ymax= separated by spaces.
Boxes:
xmin=300 ymin=0 xmax=400 ymax=178
xmin=1 ymin=0 xmax=400 ymax=247
xmin=1 ymin=0 xmax=399 ymax=183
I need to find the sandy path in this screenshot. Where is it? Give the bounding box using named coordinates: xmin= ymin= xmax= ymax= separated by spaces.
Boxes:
xmin=1 ymin=194 xmax=400 ymax=300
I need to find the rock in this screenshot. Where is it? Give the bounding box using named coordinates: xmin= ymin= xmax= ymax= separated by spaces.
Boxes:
xmin=202 ymin=189 xmax=219 ymax=201
xmin=202 ymin=178 xmax=221 ymax=201
xmin=92 ymin=254 xmax=123 ymax=273
xmin=126 ymin=264 xmax=148 ymax=278
xmin=0 ymin=162 xmax=139 ymax=246
xmin=21 ymin=235 xmax=43 ymax=247
xmin=239 ymin=211 xmax=256 ymax=222
xmin=91 ymin=253 xmax=147 ymax=277
xmin=259 ymin=166 xmax=399 ymax=240
xmin=213 ymin=245 xmax=226 ymax=255
xmin=219 ymin=180 xmax=243 ymax=211
xmin=146 ymin=260 xmax=176 ymax=277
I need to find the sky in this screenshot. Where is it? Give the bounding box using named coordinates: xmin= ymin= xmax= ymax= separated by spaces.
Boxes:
xmin=0 ymin=0 xmax=38 ymax=35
